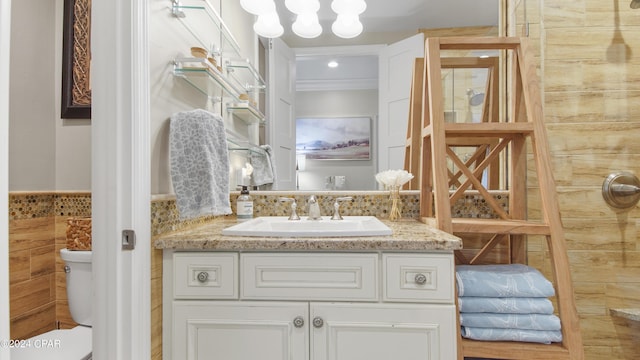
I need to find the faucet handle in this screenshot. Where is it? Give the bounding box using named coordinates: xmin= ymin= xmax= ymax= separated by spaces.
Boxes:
xmin=331 ymin=197 xmax=353 ymax=220
xmin=279 ymin=197 xmax=300 ymax=220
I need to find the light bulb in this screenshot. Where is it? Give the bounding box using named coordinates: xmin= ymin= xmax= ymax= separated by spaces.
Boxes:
xmin=331 ymin=0 xmax=367 ymax=15
xmin=285 ymin=0 xmax=320 ymax=15
xmin=253 ymin=12 xmax=284 ymax=38
xmin=240 ymin=0 xmax=275 ymax=15
xmin=332 ymin=13 xmax=363 ymax=38
xmin=292 ymin=12 xmax=322 ymax=38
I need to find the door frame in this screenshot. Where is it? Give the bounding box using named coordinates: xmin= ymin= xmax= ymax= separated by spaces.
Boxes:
xmin=91 ymin=0 xmax=151 ymax=358
xmin=0 ymin=0 xmax=11 ymax=358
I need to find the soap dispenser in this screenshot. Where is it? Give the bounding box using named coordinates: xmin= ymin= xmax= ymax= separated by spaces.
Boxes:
xmin=236 ymin=186 xmax=254 ymax=221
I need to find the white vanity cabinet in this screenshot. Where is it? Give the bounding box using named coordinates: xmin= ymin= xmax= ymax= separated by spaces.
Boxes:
xmin=163 ymin=251 xmax=457 ymax=359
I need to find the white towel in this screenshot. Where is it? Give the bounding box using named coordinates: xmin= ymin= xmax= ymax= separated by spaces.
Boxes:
xmin=250 ymin=145 xmax=277 ymax=189
xmin=170 ymin=109 xmax=232 ymax=219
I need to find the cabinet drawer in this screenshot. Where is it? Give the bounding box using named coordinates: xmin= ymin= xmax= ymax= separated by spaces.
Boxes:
xmin=173 ymin=252 xmax=238 ymax=299
xmin=241 ymin=253 xmax=378 ymax=301
xmin=383 ymin=253 xmax=454 ymax=303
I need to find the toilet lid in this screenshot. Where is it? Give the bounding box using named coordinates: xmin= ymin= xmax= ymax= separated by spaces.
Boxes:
xmin=11 ymin=326 xmax=92 ymax=360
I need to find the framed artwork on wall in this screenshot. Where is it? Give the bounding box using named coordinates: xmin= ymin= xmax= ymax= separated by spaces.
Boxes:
xmin=61 ymin=0 xmax=91 ymax=119
xmin=296 ymin=117 xmax=371 ymax=160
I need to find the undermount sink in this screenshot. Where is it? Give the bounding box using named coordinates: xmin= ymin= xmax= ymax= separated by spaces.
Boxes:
xmin=222 ymin=216 xmax=392 ymax=237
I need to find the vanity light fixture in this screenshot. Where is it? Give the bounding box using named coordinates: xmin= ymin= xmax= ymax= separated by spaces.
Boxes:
xmin=254 ymin=11 xmax=285 ymax=38
xmin=241 ymin=0 xmax=367 ymax=39
xmin=241 ymin=0 xmax=285 ymax=38
xmin=292 ymin=11 xmax=323 ymax=38
xmin=240 ymin=0 xmax=275 ymax=15
xmin=331 ymin=0 xmax=366 ymax=38
xmin=331 ymin=0 xmax=367 ymax=15
xmin=331 ymin=13 xmax=363 ymax=39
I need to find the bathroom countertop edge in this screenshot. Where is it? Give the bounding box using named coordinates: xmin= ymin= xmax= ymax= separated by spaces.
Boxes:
xmin=153 ymin=217 xmax=462 ymax=251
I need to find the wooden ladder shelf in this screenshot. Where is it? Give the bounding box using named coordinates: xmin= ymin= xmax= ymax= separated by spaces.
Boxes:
xmin=415 ymin=37 xmax=584 ymax=359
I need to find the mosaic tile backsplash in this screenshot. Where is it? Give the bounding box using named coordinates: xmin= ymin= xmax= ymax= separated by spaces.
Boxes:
xmin=9 ymin=192 xmax=92 ymax=220
xmin=8 ymin=191 xmax=508 ymax=236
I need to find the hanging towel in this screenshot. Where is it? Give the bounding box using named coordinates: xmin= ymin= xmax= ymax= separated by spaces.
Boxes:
xmin=456 ymin=264 xmax=555 ymax=298
xmin=250 ymin=145 xmax=277 ymax=189
xmin=460 ymin=327 xmax=562 ymax=344
xmin=460 ymin=313 xmax=561 ymax=331
xmin=170 ymin=109 xmax=232 ymax=220
xmin=250 ymin=145 xmax=274 ymax=186
xmin=458 ymin=296 xmax=554 ymax=314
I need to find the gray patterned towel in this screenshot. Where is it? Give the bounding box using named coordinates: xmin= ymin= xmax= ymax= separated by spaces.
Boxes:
xmin=170 ymin=109 xmax=232 ymax=219
xmin=250 ymin=144 xmax=277 ymax=188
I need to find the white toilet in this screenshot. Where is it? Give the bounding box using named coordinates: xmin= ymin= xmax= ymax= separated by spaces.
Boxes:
xmin=12 ymin=249 xmax=93 ymax=360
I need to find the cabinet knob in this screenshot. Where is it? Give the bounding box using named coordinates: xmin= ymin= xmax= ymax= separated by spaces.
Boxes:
xmin=414 ymin=273 xmax=427 ymax=285
xmin=197 ymin=271 xmax=209 ymax=283
xmin=293 ymin=316 xmax=305 ymax=328
xmin=313 ymin=317 xmax=324 ymax=328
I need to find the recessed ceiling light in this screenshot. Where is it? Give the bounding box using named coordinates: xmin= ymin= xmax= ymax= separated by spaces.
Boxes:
xmin=328 ymin=61 xmax=339 ymax=68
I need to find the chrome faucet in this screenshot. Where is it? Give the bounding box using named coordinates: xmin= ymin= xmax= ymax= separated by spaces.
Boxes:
xmin=279 ymin=197 xmax=300 ymax=220
xmin=331 ymin=196 xmax=353 ymax=220
xmin=307 ymin=195 xmax=322 ymax=220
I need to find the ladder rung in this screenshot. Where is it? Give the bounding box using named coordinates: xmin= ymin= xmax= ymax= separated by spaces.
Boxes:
xmin=422 ymin=218 xmax=551 ymax=235
xmin=443 ymin=138 xmax=499 ymax=146
xmin=437 ymin=36 xmax=523 ymax=50
xmin=462 ymin=339 xmax=570 ymax=359
xmin=422 ymin=123 xmax=535 ymax=138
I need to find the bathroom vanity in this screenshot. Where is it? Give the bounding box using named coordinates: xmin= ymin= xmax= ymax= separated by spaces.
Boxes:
xmin=156 ymin=218 xmax=462 ymax=360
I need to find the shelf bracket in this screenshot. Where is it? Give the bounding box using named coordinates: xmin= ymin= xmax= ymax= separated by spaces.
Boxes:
xmin=171 ymin=0 xmax=185 ymax=18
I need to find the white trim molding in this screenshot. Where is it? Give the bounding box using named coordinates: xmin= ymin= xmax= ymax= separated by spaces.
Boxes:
xmin=92 ymin=0 xmax=150 ymax=358
xmin=0 ymin=0 xmax=11 ymax=358
xmin=296 ymin=78 xmax=378 ymax=92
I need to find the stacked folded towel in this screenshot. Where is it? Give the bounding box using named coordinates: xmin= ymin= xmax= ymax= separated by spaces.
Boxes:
xmin=456 ymin=264 xmax=562 ymax=344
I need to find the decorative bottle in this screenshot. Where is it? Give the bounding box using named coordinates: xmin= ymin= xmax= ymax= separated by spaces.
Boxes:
xmin=236 ymin=186 xmax=254 ymax=221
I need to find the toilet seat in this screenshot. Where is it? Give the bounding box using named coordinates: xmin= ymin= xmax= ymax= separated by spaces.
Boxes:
xmin=11 ymin=326 xmax=92 ymax=360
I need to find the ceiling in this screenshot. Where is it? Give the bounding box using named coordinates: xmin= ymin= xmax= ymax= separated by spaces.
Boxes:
xmin=278 ymin=0 xmax=499 ymax=48
xmin=276 ymin=0 xmax=499 ymax=89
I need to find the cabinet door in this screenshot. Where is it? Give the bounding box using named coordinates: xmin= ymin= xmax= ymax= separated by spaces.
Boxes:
xmin=310 ymin=303 xmax=456 ymax=360
xmin=173 ymin=301 xmax=309 ymax=360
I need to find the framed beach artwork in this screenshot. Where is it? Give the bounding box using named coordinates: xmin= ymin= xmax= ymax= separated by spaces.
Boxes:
xmin=296 ymin=117 xmax=371 ymax=160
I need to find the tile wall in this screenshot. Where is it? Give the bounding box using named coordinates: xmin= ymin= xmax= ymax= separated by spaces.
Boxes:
xmin=8 ymin=192 xmax=91 ymax=339
xmin=512 ymin=0 xmax=640 ymax=357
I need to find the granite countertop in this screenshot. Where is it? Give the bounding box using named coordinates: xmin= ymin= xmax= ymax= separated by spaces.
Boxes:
xmin=154 ymin=217 xmax=462 ymax=251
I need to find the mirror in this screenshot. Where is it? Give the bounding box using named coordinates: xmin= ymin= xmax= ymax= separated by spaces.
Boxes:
xmin=264 ymin=0 xmax=500 ymax=191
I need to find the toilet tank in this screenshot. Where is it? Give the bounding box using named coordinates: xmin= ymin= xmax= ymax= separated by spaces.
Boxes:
xmin=60 ymin=249 xmax=92 ymax=326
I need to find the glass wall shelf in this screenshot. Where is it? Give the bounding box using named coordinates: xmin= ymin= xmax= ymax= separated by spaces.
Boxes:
xmin=173 ymin=57 xmax=265 ymax=124
xmin=226 ymin=103 xmax=265 ymax=125
xmin=226 ymin=59 xmax=266 ymax=93
xmin=171 ymin=0 xmax=241 ymax=58
xmin=174 ymin=57 xmax=243 ymax=97
xmin=227 ymin=136 xmax=266 ymax=156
